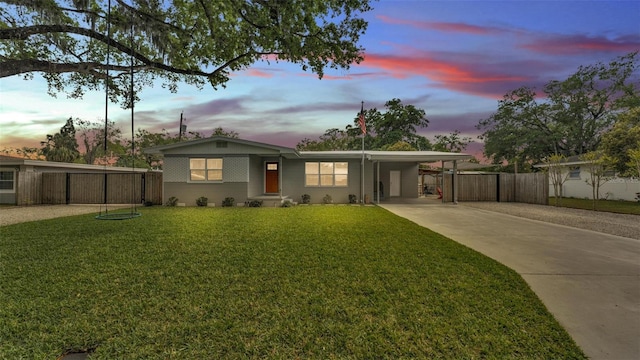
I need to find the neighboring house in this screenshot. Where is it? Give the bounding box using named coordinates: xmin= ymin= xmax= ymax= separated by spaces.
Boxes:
xmin=143 ymin=136 xmax=472 ymax=206
xmin=535 ymin=156 xmax=640 ymax=202
xmin=0 ymin=155 xmax=148 ymax=205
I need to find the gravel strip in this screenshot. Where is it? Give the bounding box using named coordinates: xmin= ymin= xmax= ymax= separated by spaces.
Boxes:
xmin=0 ymin=204 xmax=132 ymax=226
xmin=460 ymin=202 xmax=640 ymax=240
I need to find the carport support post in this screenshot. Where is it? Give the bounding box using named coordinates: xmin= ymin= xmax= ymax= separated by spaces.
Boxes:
xmin=452 ymin=160 xmax=458 ymax=204
xmin=441 ymin=161 xmax=445 ymax=204
xmin=376 ymin=161 xmax=380 ymax=204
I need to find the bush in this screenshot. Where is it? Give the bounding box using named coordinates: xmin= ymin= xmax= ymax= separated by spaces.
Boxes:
xmin=348 ymin=194 xmax=357 ymax=204
xmin=322 ymin=194 xmax=333 ymax=204
xmin=196 ymin=196 xmax=208 ymax=207
xmin=281 ymin=200 xmax=294 ymax=208
xmin=301 ymin=194 xmax=311 ymax=204
xmin=247 ymin=200 xmax=263 ymax=207
xmin=165 ymin=196 xmax=178 ymax=207
xmin=222 ymin=197 xmax=235 ymax=207
xmin=144 ymin=201 xmax=154 ymax=207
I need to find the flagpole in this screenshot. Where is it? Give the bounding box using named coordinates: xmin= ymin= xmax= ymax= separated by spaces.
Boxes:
xmin=361 ymin=101 xmax=365 ymax=204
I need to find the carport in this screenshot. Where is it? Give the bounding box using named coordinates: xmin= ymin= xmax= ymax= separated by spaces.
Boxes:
xmin=366 ymin=151 xmax=473 ymax=204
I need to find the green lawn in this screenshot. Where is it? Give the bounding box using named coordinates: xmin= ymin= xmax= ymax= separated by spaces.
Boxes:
xmin=549 ymin=197 xmax=640 ymax=215
xmin=0 ymin=206 xmax=585 ymax=359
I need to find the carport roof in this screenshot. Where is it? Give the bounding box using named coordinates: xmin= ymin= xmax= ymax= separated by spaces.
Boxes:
xmin=300 ymin=150 xmax=472 ymax=162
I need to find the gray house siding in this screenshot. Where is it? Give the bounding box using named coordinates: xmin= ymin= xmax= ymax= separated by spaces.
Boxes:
xmin=378 ymin=162 xmax=419 ymax=198
xmin=248 ymin=155 xmax=264 ymax=198
xmin=0 ymin=192 xmax=15 ymax=204
xmin=281 ymin=159 xmax=366 ymax=204
xmin=163 ymin=154 xmax=250 ymax=206
xmin=164 ymin=182 xmax=248 ymax=206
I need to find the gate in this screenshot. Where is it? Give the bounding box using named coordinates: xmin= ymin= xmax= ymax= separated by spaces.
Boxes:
xmin=441 ymin=173 xmax=548 ymax=205
xmin=40 ymin=172 xmax=163 ymax=205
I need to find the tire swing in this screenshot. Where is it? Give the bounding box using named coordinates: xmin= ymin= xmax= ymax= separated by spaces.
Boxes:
xmin=96 ymin=0 xmax=141 ymax=220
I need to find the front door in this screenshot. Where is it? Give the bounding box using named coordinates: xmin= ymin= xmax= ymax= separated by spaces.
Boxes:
xmin=265 ymin=162 xmax=279 ymax=193
xmin=390 ymin=170 xmax=401 ymax=197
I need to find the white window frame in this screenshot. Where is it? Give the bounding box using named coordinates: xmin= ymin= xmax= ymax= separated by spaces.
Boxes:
xmin=189 ymin=158 xmax=223 ymax=182
xmin=568 ymin=166 xmax=580 ymax=179
xmin=305 ymin=162 xmax=348 ymax=187
xmin=0 ymin=170 xmax=16 ymax=193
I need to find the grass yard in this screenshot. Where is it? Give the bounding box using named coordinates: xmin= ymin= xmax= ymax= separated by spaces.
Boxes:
xmin=0 ymin=206 xmax=585 ymax=359
xmin=549 ymin=197 xmax=640 ymax=215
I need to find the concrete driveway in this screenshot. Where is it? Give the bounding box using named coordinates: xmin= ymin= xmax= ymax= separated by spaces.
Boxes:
xmin=379 ymin=203 xmax=640 ymax=360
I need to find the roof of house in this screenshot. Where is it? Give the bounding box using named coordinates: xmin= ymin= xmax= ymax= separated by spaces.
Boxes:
xmin=301 ymin=150 xmax=472 ymax=162
xmin=143 ymin=136 xmax=298 ymax=156
xmin=0 ymin=155 xmax=148 ymax=172
xmin=143 ymin=136 xmax=473 ymax=162
xmin=533 ymin=155 xmax=589 ymax=168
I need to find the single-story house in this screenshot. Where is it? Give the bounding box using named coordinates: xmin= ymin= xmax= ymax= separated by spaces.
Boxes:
xmin=143 ymin=136 xmax=472 ymax=206
xmin=0 ymin=155 xmax=148 ymax=205
xmin=534 ymin=156 xmax=640 ymax=202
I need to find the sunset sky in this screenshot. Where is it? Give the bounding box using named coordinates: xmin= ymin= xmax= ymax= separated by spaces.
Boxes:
xmin=1 ymin=0 xmax=639 ymax=159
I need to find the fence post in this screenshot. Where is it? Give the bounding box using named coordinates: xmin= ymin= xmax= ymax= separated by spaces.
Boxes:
xmin=65 ymin=173 xmax=70 ymax=205
xmin=141 ymin=173 xmax=146 ymax=203
xmin=496 ymin=174 xmax=501 ymax=202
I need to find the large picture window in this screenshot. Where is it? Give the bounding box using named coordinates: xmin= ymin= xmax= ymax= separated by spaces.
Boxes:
xmin=0 ymin=170 xmax=15 ymax=192
xmin=305 ymin=162 xmax=348 ymax=187
xmin=190 ymin=158 xmax=223 ymax=181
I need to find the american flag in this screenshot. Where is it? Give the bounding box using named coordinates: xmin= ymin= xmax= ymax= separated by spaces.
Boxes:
xmin=358 ymin=103 xmax=366 ymax=135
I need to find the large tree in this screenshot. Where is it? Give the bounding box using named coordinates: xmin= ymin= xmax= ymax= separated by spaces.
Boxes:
xmin=297 ymin=128 xmax=351 ymax=151
xmin=297 ymin=99 xmax=431 ymax=151
xmin=478 ymin=53 xmax=639 ymax=166
xmin=1 ymin=0 xmax=372 ymax=106
xmin=76 ymin=118 xmax=124 ymax=165
xmin=433 ymin=130 xmax=472 ymax=152
xmin=40 ymin=117 xmax=80 ymax=162
xmin=599 ymin=107 xmax=640 ymax=176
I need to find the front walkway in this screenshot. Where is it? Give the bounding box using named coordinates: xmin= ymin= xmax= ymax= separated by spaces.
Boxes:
xmin=379 ymin=202 xmax=640 ymax=360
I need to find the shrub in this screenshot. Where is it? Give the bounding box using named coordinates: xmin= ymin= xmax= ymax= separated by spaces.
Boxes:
xmin=222 ymin=197 xmax=235 ymax=207
xmin=322 ymin=194 xmax=333 ymax=204
xmin=281 ymin=200 xmax=294 ymax=208
xmin=348 ymin=194 xmax=357 ymax=204
xmin=247 ymin=200 xmax=263 ymax=207
xmin=196 ymin=196 xmax=208 ymax=207
xmin=144 ymin=201 xmax=154 ymax=207
xmin=165 ymin=196 xmax=178 ymax=207
xmin=301 ymin=194 xmax=311 ymax=204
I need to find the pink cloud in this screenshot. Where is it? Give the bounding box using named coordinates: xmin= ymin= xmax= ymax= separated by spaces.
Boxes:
xmin=521 ymin=34 xmax=640 ymax=55
xmin=377 ymin=15 xmax=503 ymax=35
xmin=359 ymin=52 xmax=531 ymax=98
xmin=243 ymin=69 xmax=274 ymax=78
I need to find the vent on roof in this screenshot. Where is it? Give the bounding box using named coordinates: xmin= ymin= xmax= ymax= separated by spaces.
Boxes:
xmin=216 ymin=141 xmax=228 ymax=148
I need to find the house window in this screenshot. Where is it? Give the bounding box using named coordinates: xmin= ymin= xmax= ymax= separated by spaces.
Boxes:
xmin=569 ymin=166 xmax=580 ymax=179
xmin=190 ymin=158 xmax=223 ymax=181
xmin=305 ymin=162 xmax=348 ymax=187
xmin=0 ymin=170 xmax=15 ymax=192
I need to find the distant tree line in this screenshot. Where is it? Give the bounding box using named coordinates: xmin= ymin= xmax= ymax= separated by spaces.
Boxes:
xmin=1 ymin=119 xmax=239 ymax=170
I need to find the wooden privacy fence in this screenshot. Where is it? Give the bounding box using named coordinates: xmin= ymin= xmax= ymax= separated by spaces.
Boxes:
xmin=441 ymin=173 xmax=548 ymax=205
xmin=17 ymin=172 xmax=162 ymax=205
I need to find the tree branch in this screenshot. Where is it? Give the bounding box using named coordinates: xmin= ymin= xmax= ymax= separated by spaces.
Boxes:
xmin=0 ymin=25 xmax=264 ymax=79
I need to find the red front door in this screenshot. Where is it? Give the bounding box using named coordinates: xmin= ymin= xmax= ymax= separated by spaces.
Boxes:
xmin=265 ymin=162 xmax=279 ymax=193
